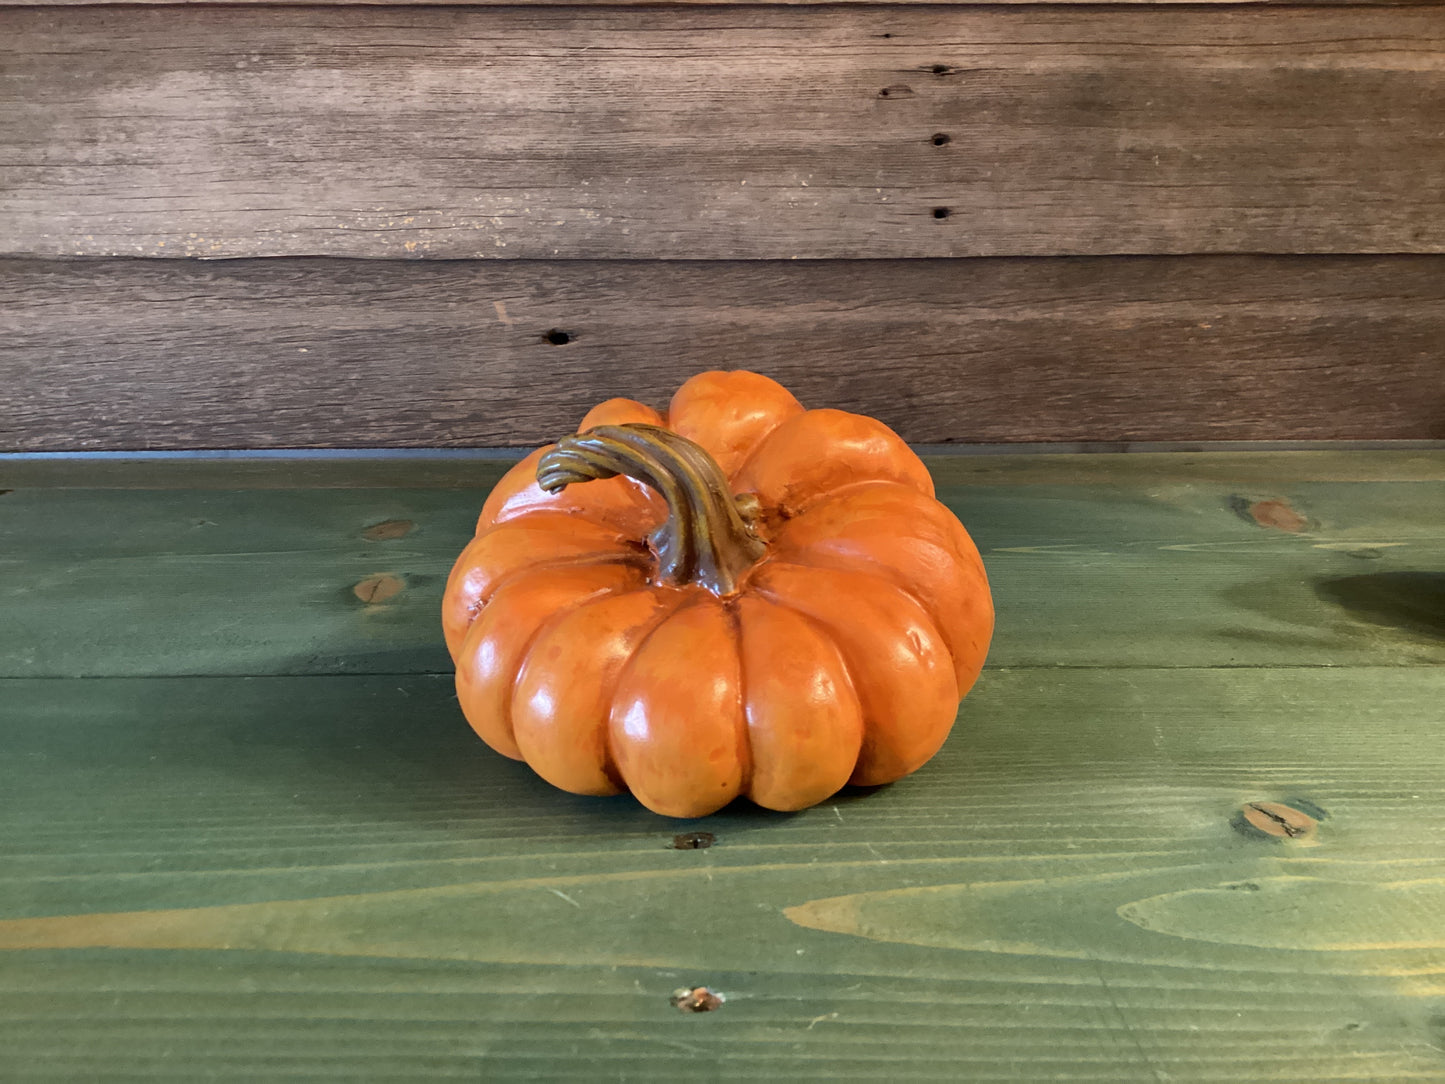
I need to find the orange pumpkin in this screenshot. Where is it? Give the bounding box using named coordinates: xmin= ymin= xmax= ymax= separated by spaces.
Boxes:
xmin=442 ymin=371 xmax=992 ymax=817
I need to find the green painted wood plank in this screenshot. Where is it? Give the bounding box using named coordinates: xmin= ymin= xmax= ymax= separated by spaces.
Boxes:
xmin=2 ymin=668 xmax=1443 ymax=1080
xmin=1 ymin=456 xmax=1441 ymax=676
xmin=0 ymin=487 xmax=482 ymax=677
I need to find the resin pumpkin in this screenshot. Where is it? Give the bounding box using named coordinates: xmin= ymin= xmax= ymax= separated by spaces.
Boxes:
xmin=442 ymin=370 xmax=992 ymax=817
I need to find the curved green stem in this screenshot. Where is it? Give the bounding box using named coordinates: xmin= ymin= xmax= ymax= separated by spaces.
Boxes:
xmin=537 ymin=423 xmax=765 ymax=595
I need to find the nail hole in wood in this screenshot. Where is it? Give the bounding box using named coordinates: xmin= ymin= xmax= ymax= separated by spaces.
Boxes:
xmin=671 ymin=986 xmax=724 ymax=1013
xmin=932 ymin=207 xmax=951 ymax=220
xmin=672 ymin=831 xmax=715 ymax=850
xmin=543 ymin=329 xmax=573 ymax=346
xmin=931 ymin=133 xmax=951 ymax=146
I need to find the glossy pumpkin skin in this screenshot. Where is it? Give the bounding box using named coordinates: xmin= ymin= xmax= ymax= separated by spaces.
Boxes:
xmin=442 ymin=370 xmax=993 ymax=818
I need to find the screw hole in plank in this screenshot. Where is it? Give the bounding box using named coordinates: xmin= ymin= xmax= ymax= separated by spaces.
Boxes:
xmin=671 ymin=987 xmax=724 ymax=1013
xmin=672 ymin=831 xmax=715 ymax=850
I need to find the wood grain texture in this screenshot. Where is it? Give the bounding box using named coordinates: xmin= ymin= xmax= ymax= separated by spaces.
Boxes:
xmin=3 ymin=667 xmax=1444 ymax=1080
xmin=4 ymin=256 xmax=1443 ymax=451
xmin=1 ymin=453 xmax=1441 ymax=678
xmin=2 ymin=452 xmax=1442 ymax=1079
xmin=4 ymin=7 xmax=1445 ymax=260
xmin=3 ymin=0 xmax=1434 ymax=6
xmin=5 ymin=449 xmax=1445 ymax=491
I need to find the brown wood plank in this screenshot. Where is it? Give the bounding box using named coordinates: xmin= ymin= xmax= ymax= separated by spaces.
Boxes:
xmin=4 ymin=449 xmax=1444 ymax=492
xmin=2 ymin=255 xmax=1441 ymax=451
xmin=3 ymin=0 xmax=1435 ymax=6
xmin=3 ymin=7 xmax=1444 ymax=260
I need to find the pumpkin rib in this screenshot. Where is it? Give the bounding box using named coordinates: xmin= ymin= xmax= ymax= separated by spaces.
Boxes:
xmin=449 ymin=553 xmax=651 ymax=664
xmin=724 ymin=599 xmax=755 ymax=800
xmin=735 ymin=594 xmax=864 ymax=812
xmin=442 ymin=514 xmax=649 ymax=659
xmin=752 ymin=577 xmax=871 ymax=788
xmin=477 ymin=446 xmax=664 ymax=536
xmin=765 ymin=480 xmax=993 ymax=694
xmin=511 ymin=586 xmax=685 ymax=797
xmin=751 ymin=560 xmax=960 ymax=789
xmin=769 ymin=543 xmax=962 ymax=686
xmin=455 ymin=562 xmax=649 ymax=761
xmin=479 ymin=398 xmax=665 ymax=535
xmin=732 ymin=408 xmax=935 ymax=521
xmin=773 ymin=543 xmax=989 ymax=696
xmin=579 ymin=397 xmax=665 ymax=431
xmin=462 ymin=551 xmax=649 ymax=624
xmin=665 ymin=370 xmax=805 ymax=481
xmin=600 ymin=593 xmax=695 ymax=793
xmin=600 ymin=589 xmax=685 ymax=804
xmin=606 ymin=597 xmax=747 ymax=818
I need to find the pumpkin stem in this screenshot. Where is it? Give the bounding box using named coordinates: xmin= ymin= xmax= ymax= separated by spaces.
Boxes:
xmin=537 ymin=424 xmax=766 ymax=596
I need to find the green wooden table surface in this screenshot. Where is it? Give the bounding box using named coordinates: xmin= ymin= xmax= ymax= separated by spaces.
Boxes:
xmin=2 ymin=450 xmax=1443 ymax=1082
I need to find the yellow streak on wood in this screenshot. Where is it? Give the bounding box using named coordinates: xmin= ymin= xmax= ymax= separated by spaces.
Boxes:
xmin=0 ymin=872 xmax=689 ymax=964
xmin=0 ymin=853 xmax=1211 ymax=965
xmin=1118 ymin=876 xmax=1445 ymax=953
xmin=784 ymin=872 xmax=1445 ymax=978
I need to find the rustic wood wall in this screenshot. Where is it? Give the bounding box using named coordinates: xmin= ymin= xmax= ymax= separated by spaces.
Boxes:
xmin=2 ymin=1 xmax=1442 ymax=449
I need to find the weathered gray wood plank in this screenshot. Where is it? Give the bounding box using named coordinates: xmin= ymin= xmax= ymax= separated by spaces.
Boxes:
xmin=4 ymin=449 xmax=1444 ymax=491
xmin=3 ymin=0 xmax=1433 ymax=6
xmin=4 ymin=7 xmax=1444 ymax=259
xmin=4 ymin=449 xmax=1445 ymax=491
xmin=4 ymin=256 xmax=1443 ymax=451
xmin=1 ymin=456 xmax=1440 ymax=678
xmin=2 ymin=667 xmax=1443 ymax=1079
